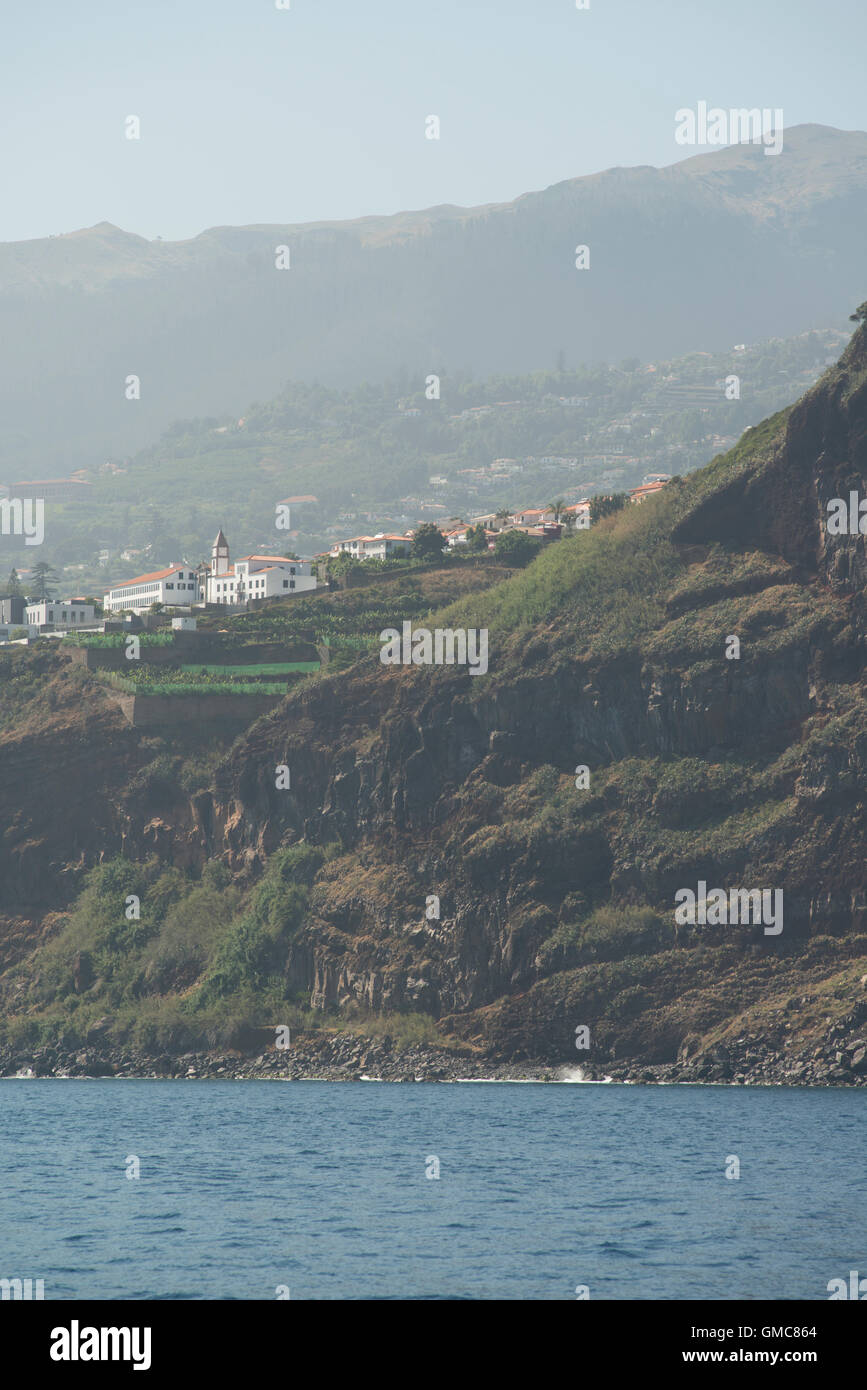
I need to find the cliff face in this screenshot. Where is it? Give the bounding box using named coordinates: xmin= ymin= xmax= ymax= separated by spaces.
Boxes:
xmin=0 ymin=660 xmax=136 ymax=941
xmin=0 ymin=654 xmax=235 ymax=967
xmin=2 ymin=325 xmax=867 ymax=1072
xmin=190 ymin=322 xmax=867 ymax=1060
xmin=671 ymin=321 xmax=867 ymax=591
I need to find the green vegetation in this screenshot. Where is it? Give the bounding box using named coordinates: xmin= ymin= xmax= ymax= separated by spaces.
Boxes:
xmin=0 ymin=847 xmax=336 ymax=1050
xmin=180 ymin=661 xmax=319 ymax=676
xmin=29 ymin=561 xmax=58 ymax=601
xmin=589 ymin=492 xmax=628 ymax=523
xmin=438 ymin=495 xmax=680 ymax=656
xmin=538 ymin=905 xmax=671 ymax=974
xmin=68 ymin=632 xmax=174 ymax=648
xmin=493 ymin=529 xmax=541 ymax=564
xmin=411 ymin=523 xmax=446 ymax=561
xmin=95 ymin=670 xmax=289 ymax=697
xmin=193 ymin=845 xmax=328 ymax=1008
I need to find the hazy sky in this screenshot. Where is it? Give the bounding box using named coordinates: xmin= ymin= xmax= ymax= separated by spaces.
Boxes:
xmin=2 ymin=0 xmax=866 ymax=243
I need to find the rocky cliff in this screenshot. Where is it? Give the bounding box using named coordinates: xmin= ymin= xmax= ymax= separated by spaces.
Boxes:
xmin=185 ymin=317 xmax=867 ymax=1071
xmin=2 ymin=320 xmax=867 ymax=1081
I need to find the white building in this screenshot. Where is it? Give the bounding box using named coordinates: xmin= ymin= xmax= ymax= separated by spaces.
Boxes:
xmin=198 ymin=530 xmax=316 ymax=605
xmin=26 ymin=599 xmax=96 ymax=628
xmin=327 ymin=532 xmax=413 ymax=562
xmin=0 ymin=623 xmax=37 ymax=642
xmin=563 ymin=501 xmax=591 ymax=527
xmin=103 ymin=564 xmax=198 ymax=614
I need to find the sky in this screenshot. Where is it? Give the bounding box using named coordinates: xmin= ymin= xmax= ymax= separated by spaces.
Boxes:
xmin=2 ymin=0 xmax=866 ymax=243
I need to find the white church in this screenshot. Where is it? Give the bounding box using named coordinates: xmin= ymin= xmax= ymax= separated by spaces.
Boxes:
xmin=103 ymin=530 xmax=316 ymax=614
xmin=197 ymin=530 xmax=317 ymax=606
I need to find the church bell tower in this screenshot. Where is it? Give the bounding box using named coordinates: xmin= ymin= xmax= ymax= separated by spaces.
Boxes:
xmin=212 ymin=528 xmax=230 ymax=577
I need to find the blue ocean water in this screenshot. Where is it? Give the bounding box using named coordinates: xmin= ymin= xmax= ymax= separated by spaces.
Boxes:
xmin=0 ymin=1078 xmax=863 ymax=1300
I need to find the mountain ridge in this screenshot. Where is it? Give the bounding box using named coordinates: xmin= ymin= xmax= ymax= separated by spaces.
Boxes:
xmin=6 ymin=123 xmax=863 ymax=265
xmin=1 ymin=124 xmax=864 ymax=475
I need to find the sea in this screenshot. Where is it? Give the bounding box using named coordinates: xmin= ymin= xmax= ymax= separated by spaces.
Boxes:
xmin=0 ymin=1078 xmax=863 ymax=1300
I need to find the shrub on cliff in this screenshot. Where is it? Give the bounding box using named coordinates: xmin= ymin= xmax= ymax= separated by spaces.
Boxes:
xmin=27 ymin=858 xmax=187 ymax=1005
xmin=537 ymin=903 xmax=670 ymax=974
xmin=193 ymin=844 xmax=329 ymax=1007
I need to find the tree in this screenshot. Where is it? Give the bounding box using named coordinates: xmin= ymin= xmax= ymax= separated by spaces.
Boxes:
xmin=5 ymin=568 xmax=22 ymax=597
xmin=411 ymin=523 xmax=445 ymax=561
xmin=493 ymin=529 xmax=540 ymax=565
xmin=494 ymin=507 xmax=512 ymax=529
xmin=548 ymin=498 xmax=567 ymax=522
xmin=326 ymin=552 xmax=360 ymax=579
xmin=30 ymin=562 xmax=58 ymax=600
xmin=589 ymin=494 xmax=628 ymax=524
xmin=466 ymin=523 xmax=488 ymax=552
xmin=850 ymin=302 xmax=867 ymax=323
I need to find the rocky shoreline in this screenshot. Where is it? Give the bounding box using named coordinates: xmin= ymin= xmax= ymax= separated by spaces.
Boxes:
xmin=3 ymin=1019 xmax=867 ymax=1085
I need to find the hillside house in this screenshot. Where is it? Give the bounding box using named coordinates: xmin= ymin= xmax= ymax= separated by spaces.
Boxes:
xmin=327 ymin=532 xmax=413 ymax=561
xmin=26 ymin=599 xmax=96 ymax=629
xmin=629 ymin=481 xmax=669 ymax=503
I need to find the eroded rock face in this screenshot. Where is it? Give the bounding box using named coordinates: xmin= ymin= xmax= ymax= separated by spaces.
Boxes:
xmin=184 ymin=330 xmax=867 ymax=1059
xmin=670 ymin=328 xmax=867 ymax=587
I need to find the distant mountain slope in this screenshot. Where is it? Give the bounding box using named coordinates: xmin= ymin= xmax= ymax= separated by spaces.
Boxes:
xmin=0 ymin=124 xmax=864 ymax=474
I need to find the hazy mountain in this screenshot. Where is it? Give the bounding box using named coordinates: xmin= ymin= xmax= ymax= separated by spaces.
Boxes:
xmin=1 ymin=123 xmax=865 ymax=475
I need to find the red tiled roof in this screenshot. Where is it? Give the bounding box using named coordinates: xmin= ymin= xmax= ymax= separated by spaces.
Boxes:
xmin=12 ymin=478 xmax=90 ymax=487
xmin=110 ymin=564 xmax=186 ymax=589
xmin=334 ymin=535 xmax=411 ymax=546
xmin=237 ymin=554 xmax=296 ymax=564
xmin=630 ymin=482 xmax=667 ymax=496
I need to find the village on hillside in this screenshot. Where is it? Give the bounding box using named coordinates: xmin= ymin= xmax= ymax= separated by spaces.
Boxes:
xmin=0 ymin=478 xmax=669 ymax=644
